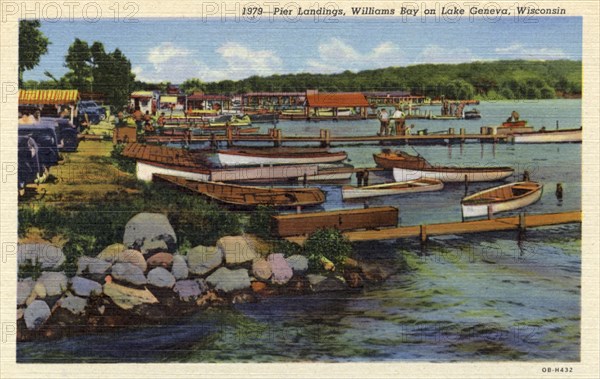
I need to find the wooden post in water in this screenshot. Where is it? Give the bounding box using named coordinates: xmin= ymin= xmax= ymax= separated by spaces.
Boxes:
xmin=273 ymin=128 xmax=282 ymax=147
xmin=449 ymin=127 xmax=455 ymax=135
xmin=556 ymin=120 xmax=559 ymax=130
xmin=320 ymin=129 xmax=331 ymax=148
xmin=464 ymin=174 xmax=469 ymax=195
xmin=460 ymin=127 xmax=466 ymax=144
xmin=487 ymin=205 xmax=494 ymax=220
xmin=226 ymin=127 xmax=233 ymax=147
xmin=420 ymin=224 xmax=427 ymax=243
xmin=519 ymin=212 xmax=526 ymax=230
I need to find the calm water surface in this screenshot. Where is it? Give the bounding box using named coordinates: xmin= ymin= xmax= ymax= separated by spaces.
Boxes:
xmin=17 ymin=100 xmax=582 ymax=362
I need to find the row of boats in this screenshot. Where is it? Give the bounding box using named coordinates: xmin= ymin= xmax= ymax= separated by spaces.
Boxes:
xmin=123 ymin=143 xmax=545 ymax=219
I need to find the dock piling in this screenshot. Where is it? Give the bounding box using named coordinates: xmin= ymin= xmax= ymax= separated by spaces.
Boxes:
xmin=519 ymin=212 xmax=526 ymax=230
xmin=420 ymin=224 xmax=427 ymax=243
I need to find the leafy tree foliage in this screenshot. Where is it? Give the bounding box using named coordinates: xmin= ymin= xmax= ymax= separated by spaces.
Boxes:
xmin=18 ymin=20 xmax=50 ymax=84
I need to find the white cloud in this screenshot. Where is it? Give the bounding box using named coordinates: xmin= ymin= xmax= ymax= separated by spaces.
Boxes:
xmin=414 ymin=45 xmax=479 ymax=64
xmin=305 ymin=38 xmax=404 ymax=74
xmin=132 ymin=42 xmax=210 ymax=83
xmin=494 ymin=43 xmax=567 ymax=60
xmin=216 ymin=42 xmax=283 ymax=80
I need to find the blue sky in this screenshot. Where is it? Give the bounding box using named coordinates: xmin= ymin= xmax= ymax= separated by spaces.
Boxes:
xmin=24 ymin=17 xmax=582 ymax=83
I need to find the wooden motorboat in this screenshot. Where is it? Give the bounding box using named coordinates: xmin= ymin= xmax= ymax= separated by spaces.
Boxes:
xmin=153 ymin=173 xmax=325 ymax=208
xmin=382 ymin=151 xmax=514 ymax=183
xmin=464 ymin=109 xmax=481 ymax=119
xmin=373 ymin=150 xmax=432 ymax=170
xmin=496 ymin=120 xmax=534 ymax=134
xmin=461 ymin=181 xmax=543 ymax=218
xmin=342 ymin=178 xmax=444 ymax=200
xmin=512 ymin=127 xmax=582 ymax=143
xmin=217 ymin=147 xmax=348 ymax=166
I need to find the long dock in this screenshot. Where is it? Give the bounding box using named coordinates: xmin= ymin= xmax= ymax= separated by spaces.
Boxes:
xmin=285 ymin=211 xmax=581 ymax=244
xmin=143 ymin=128 xmax=507 ymax=147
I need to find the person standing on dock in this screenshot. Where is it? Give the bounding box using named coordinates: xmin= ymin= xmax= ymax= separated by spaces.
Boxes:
xmin=377 ymin=108 xmax=390 ymax=136
xmin=392 ymin=107 xmax=406 ymax=135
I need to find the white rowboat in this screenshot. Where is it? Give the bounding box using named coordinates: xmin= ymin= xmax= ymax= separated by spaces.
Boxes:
xmin=217 ymin=148 xmax=347 ymax=167
xmin=461 ymin=181 xmax=543 ymax=218
xmin=512 ymin=128 xmax=582 ymax=144
xmin=393 ymin=166 xmax=514 ymax=183
xmin=342 ymin=178 xmax=444 ymax=200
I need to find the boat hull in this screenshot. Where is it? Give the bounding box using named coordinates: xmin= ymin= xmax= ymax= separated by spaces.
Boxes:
xmin=153 ymin=174 xmax=325 ymax=208
xmin=218 ymin=150 xmax=347 ymax=166
xmin=137 ymin=160 xmax=319 ymax=183
xmin=461 ymin=182 xmax=543 ymax=218
xmin=393 ymin=167 xmax=514 ymax=183
xmin=512 ymin=128 xmax=582 ymax=143
xmin=342 ymin=179 xmax=444 ymax=200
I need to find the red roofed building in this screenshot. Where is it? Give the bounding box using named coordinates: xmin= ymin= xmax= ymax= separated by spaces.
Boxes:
xmin=304 ymin=90 xmax=369 ymax=119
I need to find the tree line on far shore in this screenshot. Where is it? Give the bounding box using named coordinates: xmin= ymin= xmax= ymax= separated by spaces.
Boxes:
xmin=20 ymin=20 xmax=581 ymax=109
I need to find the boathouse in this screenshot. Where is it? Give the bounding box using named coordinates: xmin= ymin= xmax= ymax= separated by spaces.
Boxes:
xmin=241 ymin=92 xmax=305 ymax=112
xmin=130 ymin=91 xmax=158 ymax=115
xmin=364 ymin=91 xmax=426 ymax=106
xmin=186 ymin=93 xmax=231 ymax=113
xmin=304 ymin=90 xmax=370 ymax=119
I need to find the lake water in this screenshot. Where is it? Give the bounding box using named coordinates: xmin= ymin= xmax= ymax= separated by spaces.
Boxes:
xmin=17 ymin=100 xmax=582 ymax=362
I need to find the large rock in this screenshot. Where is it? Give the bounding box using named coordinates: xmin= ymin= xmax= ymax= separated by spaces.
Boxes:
xmin=147 ymin=252 xmax=173 ymax=269
xmin=77 ymin=256 xmax=111 ymax=275
xmin=359 ymin=261 xmax=395 ymax=282
xmin=286 ymin=255 xmax=309 ymax=274
xmin=187 ymin=245 xmax=222 ymax=276
xmin=37 ymin=271 xmax=68 ymax=296
xmin=71 ymin=276 xmax=103 ymax=297
xmin=173 ymin=280 xmax=203 ymax=301
xmin=58 ymin=294 xmax=88 ymax=315
xmin=268 ymin=254 xmax=293 ymax=285
xmin=96 ymin=243 xmax=125 ymax=262
xmin=24 ymin=300 xmax=51 ymax=330
xmin=141 ymin=240 xmax=169 ymax=255
xmin=111 ymin=263 xmax=147 ymax=286
xmin=206 ymin=267 xmax=251 ymax=293
xmin=171 ymin=255 xmax=189 ymax=280
xmin=18 ymin=243 xmax=65 ymax=269
xmin=123 ymin=213 xmax=177 ymax=252
xmin=307 ymin=274 xmax=327 ymax=286
xmin=17 ymin=278 xmax=35 ymax=306
xmin=252 ymin=259 xmax=272 ymax=281
xmin=147 ymin=267 xmax=176 ymax=288
xmin=217 ymin=236 xmax=259 ymax=265
xmin=115 ymin=250 xmax=147 ymax=272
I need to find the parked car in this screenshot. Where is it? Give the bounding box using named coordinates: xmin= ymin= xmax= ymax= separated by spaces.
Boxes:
xmin=18 ymin=122 xmax=60 ymax=176
xmin=18 ymin=135 xmax=40 ymax=193
xmin=40 ymin=117 xmax=80 ymax=152
xmin=79 ymin=101 xmax=107 ymax=120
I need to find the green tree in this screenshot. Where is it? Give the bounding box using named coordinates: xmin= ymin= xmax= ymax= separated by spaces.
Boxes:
xmin=181 ymin=78 xmax=206 ymax=94
xmin=18 ymin=20 xmax=50 ymax=85
xmin=64 ymin=38 xmax=92 ymax=92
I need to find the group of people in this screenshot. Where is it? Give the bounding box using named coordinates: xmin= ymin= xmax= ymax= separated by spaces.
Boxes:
xmin=114 ymin=109 xmax=167 ymax=135
xmin=377 ymin=107 xmax=411 ymax=136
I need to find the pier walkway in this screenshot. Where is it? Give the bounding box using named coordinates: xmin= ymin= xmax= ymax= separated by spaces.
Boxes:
xmin=285 ymin=210 xmax=581 ymax=244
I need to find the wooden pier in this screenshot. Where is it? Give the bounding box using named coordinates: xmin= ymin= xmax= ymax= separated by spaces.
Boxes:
xmin=284 ymin=210 xmax=581 ymax=244
xmin=143 ymin=128 xmax=507 ymax=147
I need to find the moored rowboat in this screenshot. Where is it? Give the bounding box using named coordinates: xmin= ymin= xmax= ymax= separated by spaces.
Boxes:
xmin=512 ymin=127 xmax=582 ymax=144
xmin=461 ymin=181 xmax=543 ymax=218
xmin=342 ymin=178 xmax=444 ymax=200
xmin=153 ymin=173 xmax=325 ymax=208
xmin=393 ymin=166 xmax=514 ymax=183
xmin=218 ymin=148 xmax=347 ymax=167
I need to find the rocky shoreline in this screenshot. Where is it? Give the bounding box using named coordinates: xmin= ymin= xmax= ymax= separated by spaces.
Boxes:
xmin=17 ymin=212 xmax=396 ymax=342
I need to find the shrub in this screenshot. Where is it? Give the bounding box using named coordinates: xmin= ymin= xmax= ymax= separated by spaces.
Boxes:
xmin=246 ymin=205 xmax=277 ymax=239
xmin=303 ymin=228 xmax=353 ymax=270
xmin=110 ymin=143 xmax=136 ymax=174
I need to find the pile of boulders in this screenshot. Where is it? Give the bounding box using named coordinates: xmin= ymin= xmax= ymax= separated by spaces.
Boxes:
xmin=16 ymin=213 xmax=395 ymax=341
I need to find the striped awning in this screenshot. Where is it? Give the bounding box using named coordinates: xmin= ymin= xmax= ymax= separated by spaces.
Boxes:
xmin=19 ymin=90 xmax=80 ymax=105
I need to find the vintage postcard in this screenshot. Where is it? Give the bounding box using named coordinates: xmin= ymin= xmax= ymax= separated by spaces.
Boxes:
xmin=1 ymin=0 xmax=598 ymax=377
